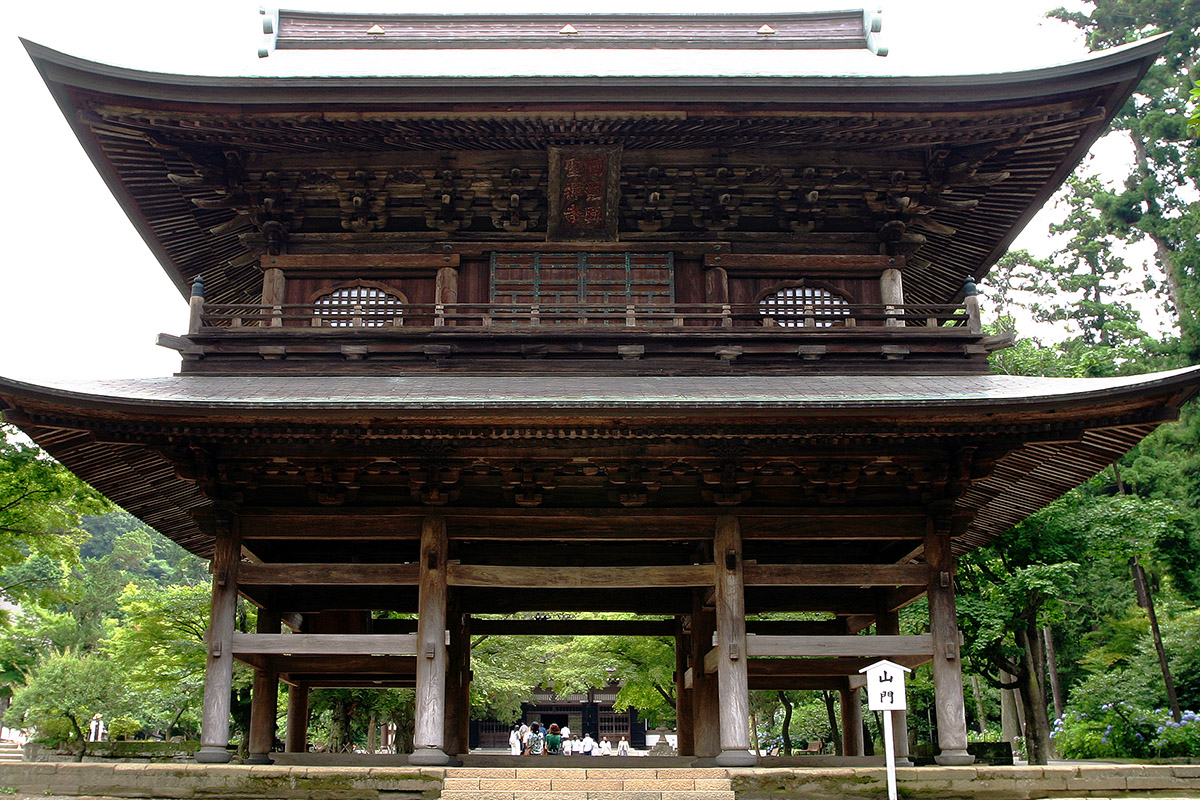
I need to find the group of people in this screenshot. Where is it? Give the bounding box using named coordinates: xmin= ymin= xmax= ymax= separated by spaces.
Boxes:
xmin=509 ymin=723 xmax=630 ymax=757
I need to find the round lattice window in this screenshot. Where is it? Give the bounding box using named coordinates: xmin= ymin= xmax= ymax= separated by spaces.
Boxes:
xmin=313 ymin=285 xmax=403 ymax=327
xmin=759 ymin=286 xmax=850 ymax=328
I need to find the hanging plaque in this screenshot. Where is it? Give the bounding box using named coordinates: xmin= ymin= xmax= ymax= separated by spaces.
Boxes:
xmin=547 ymin=145 xmax=622 ymax=241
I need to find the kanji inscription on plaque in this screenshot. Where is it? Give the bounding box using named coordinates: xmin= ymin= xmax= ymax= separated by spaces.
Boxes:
xmin=548 ymin=145 xmax=621 ymax=241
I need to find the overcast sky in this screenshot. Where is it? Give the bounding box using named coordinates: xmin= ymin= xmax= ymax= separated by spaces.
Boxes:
xmin=2 ymin=0 xmax=1134 ymax=383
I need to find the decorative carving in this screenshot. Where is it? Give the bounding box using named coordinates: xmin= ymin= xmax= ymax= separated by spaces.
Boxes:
xmin=548 ymin=145 xmax=622 ymax=241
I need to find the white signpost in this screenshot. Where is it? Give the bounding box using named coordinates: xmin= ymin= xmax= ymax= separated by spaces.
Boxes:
xmin=861 ymin=660 xmax=911 ymax=800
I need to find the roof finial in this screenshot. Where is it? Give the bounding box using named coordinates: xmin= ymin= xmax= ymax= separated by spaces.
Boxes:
xmin=191 ymin=275 xmax=206 ymax=298
xmin=963 ymin=275 xmax=978 ymax=297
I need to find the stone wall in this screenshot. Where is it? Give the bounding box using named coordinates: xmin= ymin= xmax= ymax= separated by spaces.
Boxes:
xmin=730 ymin=764 xmax=1200 ymax=800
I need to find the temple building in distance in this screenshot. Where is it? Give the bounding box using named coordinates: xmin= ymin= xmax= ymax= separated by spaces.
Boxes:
xmin=3 ymin=9 xmax=1198 ymax=767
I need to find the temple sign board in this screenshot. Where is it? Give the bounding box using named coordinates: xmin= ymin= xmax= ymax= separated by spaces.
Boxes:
xmin=862 ymin=660 xmax=912 ymax=800
xmin=862 ymin=659 xmax=910 ymax=711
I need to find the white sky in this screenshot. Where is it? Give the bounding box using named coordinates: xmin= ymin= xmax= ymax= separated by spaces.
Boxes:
xmin=1 ymin=0 xmax=1143 ymax=383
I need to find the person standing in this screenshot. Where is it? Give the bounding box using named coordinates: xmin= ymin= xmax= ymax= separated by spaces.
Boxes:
xmin=545 ymin=723 xmax=563 ymax=755
xmin=508 ymin=724 xmax=522 ymax=756
xmin=599 ymin=736 xmax=613 ymax=756
xmin=560 ymin=724 xmax=571 ymax=754
xmin=581 ymin=732 xmax=595 ymax=756
xmin=524 ymin=722 xmax=545 ymax=755
xmin=617 ymin=736 xmax=629 ymax=756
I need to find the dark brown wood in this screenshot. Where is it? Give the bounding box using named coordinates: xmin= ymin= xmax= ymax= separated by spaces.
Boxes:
xmin=926 ymin=523 xmax=973 ymax=764
xmin=239 ymin=563 xmax=420 ymax=585
xmin=674 ymin=616 xmax=694 ymax=757
xmin=285 ymin=683 xmax=309 ymax=753
xmin=413 ymin=515 xmax=449 ymax=762
xmin=443 ymin=596 xmax=470 ymax=756
xmin=447 ymin=564 xmax=714 ymax=588
xmin=743 ymin=564 xmax=927 ymax=587
xmin=198 ymin=526 xmax=240 ymax=762
xmin=691 ymin=591 xmax=720 ymax=759
xmin=248 ymin=610 xmax=281 ymax=761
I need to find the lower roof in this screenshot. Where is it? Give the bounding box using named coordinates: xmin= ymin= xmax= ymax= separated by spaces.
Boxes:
xmin=3 ymin=368 xmax=1199 ymax=413
xmin=2 ymin=367 xmax=1198 ymax=559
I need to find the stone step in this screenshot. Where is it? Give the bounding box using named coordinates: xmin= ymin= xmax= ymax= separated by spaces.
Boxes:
xmin=441 ymin=793 xmax=734 ymax=800
xmin=441 ymin=767 xmax=733 ymax=800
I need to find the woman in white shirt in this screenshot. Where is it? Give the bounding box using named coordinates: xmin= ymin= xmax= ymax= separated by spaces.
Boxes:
xmin=508 ymin=724 xmax=522 ymax=756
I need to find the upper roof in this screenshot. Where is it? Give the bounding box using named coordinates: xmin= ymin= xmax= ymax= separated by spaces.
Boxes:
xmin=264 ymin=10 xmax=888 ymax=53
xmin=22 ymin=33 xmax=1165 ymax=306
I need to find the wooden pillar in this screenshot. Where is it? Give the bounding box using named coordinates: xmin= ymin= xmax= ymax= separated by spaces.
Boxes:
xmin=674 ymin=616 xmax=694 ymax=756
xmin=444 ymin=594 xmax=470 ymax=757
xmin=436 ymin=266 xmax=459 ymax=327
xmin=196 ymin=523 xmax=240 ymax=763
xmin=876 ymin=611 xmax=913 ymax=765
xmin=262 ymin=267 xmax=285 ymax=327
xmin=714 ymin=515 xmax=755 ymax=766
xmin=690 ymin=591 xmax=720 ymax=761
xmin=881 ymin=266 xmax=904 ymax=327
xmin=284 ymin=683 xmax=309 ymax=753
xmin=926 ymin=522 xmax=974 ymax=765
xmin=411 ymin=514 xmax=450 ymax=764
xmin=840 ymin=688 xmax=864 ymax=757
xmin=246 ymin=610 xmax=282 ymax=764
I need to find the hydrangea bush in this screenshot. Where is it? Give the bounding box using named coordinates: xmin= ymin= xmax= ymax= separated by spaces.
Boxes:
xmin=1053 ymin=704 xmax=1200 ymax=758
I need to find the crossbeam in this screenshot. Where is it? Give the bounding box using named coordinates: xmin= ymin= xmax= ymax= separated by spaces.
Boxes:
xmin=231 ymin=633 xmax=418 ymax=656
xmin=743 ymin=564 xmax=927 ymax=587
xmin=446 ymin=563 xmax=715 ymax=588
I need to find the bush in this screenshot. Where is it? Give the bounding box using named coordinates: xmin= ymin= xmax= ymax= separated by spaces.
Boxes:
xmin=1054 ymin=704 xmax=1200 ymax=759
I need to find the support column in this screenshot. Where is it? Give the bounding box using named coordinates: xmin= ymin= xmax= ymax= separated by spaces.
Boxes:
xmin=246 ymin=610 xmax=282 ymax=764
xmin=262 ymin=266 xmax=286 ymax=327
xmin=876 ymin=611 xmax=913 ymax=765
xmin=881 ymin=265 xmax=904 ymax=327
xmin=674 ymin=616 xmax=694 ymax=757
xmin=690 ymin=591 xmax=720 ymax=761
xmin=196 ymin=522 xmax=241 ymax=763
xmin=436 ymin=266 xmax=459 ymax=327
xmin=411 ymin=514 xmax=450 ymax=765
xmin=840 ymin=688 xmax=864 ymax=757
xmin=285 ymin=684 xmax=309 ymax=753
xmin=927 ymin=521 xmax=974 ymax=765
xmin=714 ymin=515 xmax=755 ymax=766
xmin=444 ymin=595 xmax=470 ymax=758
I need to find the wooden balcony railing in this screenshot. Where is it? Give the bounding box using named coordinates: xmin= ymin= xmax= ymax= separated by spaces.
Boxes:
xmin=193 ymin=302 xmax=980 ymax=332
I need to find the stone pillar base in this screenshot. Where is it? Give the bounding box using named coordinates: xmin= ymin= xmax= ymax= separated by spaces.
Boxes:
xmin=243 ymin=753 xmax=274 ymax=765
xmin=893 ymin=757 xmax=915 ymax=766
xmin=715 ymin=749 xmax=758 ymax=767
xmin=194 ymin=746 xmax=233 ymax=763
xmin=935 ymin=749 xmax=975 ymax=765
xmin=408 ymin=747 xmax=452 ymax=765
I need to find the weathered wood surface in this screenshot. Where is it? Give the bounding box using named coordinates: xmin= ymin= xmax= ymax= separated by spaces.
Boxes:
xmin=926 ymin=524 xmax=972 ymax=762
xmin=747 ymin=655 xmax=931 ymax=677
xmin=745 ymin=634 xmax=934 ymax=657
xmin=414 ymin=515 xmax=448 ymax=755
xmin=714 ymin=515 xmax=752 ymax=756
xmin=247 ymin=611 xmax=281 ymax=759
xmin=232 ymin=633 xmax=418 ymax=655
xmin=447 ymin=563 xmax=715 ymax=588
xmin=239 ymin=563 xmax=420 ymax=585
xmin=199 ymin=528 xmax=240 ymax=755
xmin=690 ymin=592 xmax=720 ymax=759
xmin=284 ymin=684 xmax=308 ymax=753
xmin=743 ymin=564 xmax=927 ymax=586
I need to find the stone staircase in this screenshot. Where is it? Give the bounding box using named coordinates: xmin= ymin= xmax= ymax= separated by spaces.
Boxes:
xmin=0 ymin=742 xmax=22 ymax=762
xmin=440 ymin=766 xmax=733 ymax=800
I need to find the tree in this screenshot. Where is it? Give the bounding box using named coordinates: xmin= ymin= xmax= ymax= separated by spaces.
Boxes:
xmin=4 ymin=649 xmax=133 ymax=761
xmin=0 ymin=426 xmax=108 ymax=604
xmin=1048 ymin=0 xmax=1200 ymax=356
xmin=105 ymin=582 xmax=209 ymax=738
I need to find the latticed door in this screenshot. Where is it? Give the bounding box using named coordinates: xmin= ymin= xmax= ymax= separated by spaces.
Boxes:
xmin=490 ymin=253 xmax=674 ymax=325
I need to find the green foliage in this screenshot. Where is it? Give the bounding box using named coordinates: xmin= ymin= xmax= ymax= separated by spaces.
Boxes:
xmin=0 ymin=426 xmax=109 ymax=607
xmin=4 ymin=649 xmax=134 ymax=758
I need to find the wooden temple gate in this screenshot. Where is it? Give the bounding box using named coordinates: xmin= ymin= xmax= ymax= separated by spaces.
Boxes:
xmin=4 ymin=8 xmax=1196 ymax=770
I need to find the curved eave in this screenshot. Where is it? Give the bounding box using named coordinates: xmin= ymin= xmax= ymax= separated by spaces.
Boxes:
xmin=2 ymin=368 xmax=1199 ymax=419
xmin=22 ymin=35 xmax=1166 ymax=106
xmin=3 ymin=368 xmax=1198 ymax=560
xmin=24 ymin=36 xmax=1167 ymax=302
